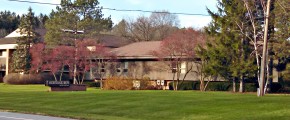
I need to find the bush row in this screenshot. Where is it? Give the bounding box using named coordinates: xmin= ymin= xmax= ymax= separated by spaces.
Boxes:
xmin=103 ymin=77 xmax=156 ymax=90
xmin=84 ymin=81 xmax=100 ymax=87
xmin=3 ymin=73 xmax=70 ymax=84
xmin=169 ymin=81 xmax=289 ymax=93
xmin=169 ymin=81 xmax=258 ymax=92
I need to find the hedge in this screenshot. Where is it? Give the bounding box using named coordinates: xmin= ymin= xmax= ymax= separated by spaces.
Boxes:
xmin=3 ymin=73 xmax=70 ymax=84
xmin=103 ymin=77 xmax=156 ymax=90
xmin=84 ymin=81 xmax=100 ymax=87
xmin=169 ymin=81 xmax=258 ymax=92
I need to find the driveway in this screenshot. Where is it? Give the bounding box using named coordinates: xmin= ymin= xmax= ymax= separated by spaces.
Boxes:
xmin=0 ymin=112 xmax=75 ymax=120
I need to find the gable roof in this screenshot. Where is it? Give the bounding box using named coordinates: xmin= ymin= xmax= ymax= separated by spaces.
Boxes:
xmin=0 ymin=37 xmax=17 ymax=44
xmin=0 ymin=28 xmax=131 ymax=50
xmin=112 ymin=41 xmax=161 ymax=58
xmin=0 ymin=28 xmax=46 ymax=45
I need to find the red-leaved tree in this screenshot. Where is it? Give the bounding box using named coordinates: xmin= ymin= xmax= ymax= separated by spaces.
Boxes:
xmin=30 ymin=43 xmax=45 ymax=73
xmin=153 ymin=28 xmax=205 ymax=90
xmin=30 ymin=40 xmax=115 ymax=84
xmin=30 ymin=44 xmax=75 ymax=81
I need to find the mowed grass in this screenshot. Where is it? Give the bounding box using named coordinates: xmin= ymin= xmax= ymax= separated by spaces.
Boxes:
xmin=0 ymin=84 xmax=289 ymax=120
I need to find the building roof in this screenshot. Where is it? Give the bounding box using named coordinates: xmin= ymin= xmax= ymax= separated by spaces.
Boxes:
xmin=98 ymin=34 xmax=130 ymax=48
xmin=0 ymin=37 xmax=17 ymax=44
xmin=0 ymin=28 xmax=47 ymax=45
xmin=0 ymin=28 xmax=130 ymax=48
xmin=112 ymin=41 xmax=161 ymax=58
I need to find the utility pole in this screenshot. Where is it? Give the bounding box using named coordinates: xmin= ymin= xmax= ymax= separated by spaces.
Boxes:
xmin=259 ymin=0 xmax=271 ymax=97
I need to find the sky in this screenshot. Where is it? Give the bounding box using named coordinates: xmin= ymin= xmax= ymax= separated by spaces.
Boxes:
xmin=0 ymin=0 xmax=218 ymax=28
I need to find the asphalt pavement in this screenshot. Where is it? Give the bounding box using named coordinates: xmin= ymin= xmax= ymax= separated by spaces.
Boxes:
xmin=0 ymin=112 xmax=75 ymax=120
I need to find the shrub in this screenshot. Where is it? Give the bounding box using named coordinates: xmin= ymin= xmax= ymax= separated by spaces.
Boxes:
xmin=103 ymin=77 xmax=133 ymax=90
xmin=244 ymin=83 xmax=258 ymax=92
xmin=103 ymin=77 xmax=154 ymax=90
xmin=169 ymin=81 xmax=231 ymax=91
xmin=207 ymin=82 xmax=231 ymax=91
xmin=169 ymin=81 xmax=199 ymax=90
xmin=169 ymin=81 xmax=257 ymax=92
xmin=4 ymin=73 xmax=44 ymax=84
xmin=271 ymin=83 xmax=283 ymax=93
xmin=84 ymin=81 xmax=100 ymax=87
xmin=3 ymin=73 xmax=71 ymax=85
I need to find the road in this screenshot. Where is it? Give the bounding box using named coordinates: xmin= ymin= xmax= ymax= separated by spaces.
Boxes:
xmin=0 ymin=112 xmax=75 ymax=120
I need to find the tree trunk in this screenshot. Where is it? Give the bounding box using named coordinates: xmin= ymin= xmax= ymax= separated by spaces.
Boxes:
xmin=59 ymin=65 xmax=64 ymax=81
xmin=53 ymin=73 xmax=57 ymax=81
xmin=100 ymin=77 xmax=103 ymax=89
xmin=176 ymin=80 xmax=179 ymax=90
xmin=200 ymin=80 xmax=205 ymax=91
xmin=172 ymin=72 xmax=176 ymax=90
xmin=239 ymin=76 xmax=244 ymax=93
xmin=204 ymin=80 xmax=210 ymax=91
xmin=233 ymin=78 xmax=236 ymax=92
xmin=259 ymin=0 xmax=271 ymax=97
xmin=267 ymin=56 xmax=273 ymax=93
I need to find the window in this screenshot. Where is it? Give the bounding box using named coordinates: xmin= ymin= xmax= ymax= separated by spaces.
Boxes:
xmin=116 ymin=62 xmax=129 ymax=73
xmin=123 ymin=62 xmax=128 ymax=72
xmin=116 ymin=63 xmax=121 ymax=72
xmin=171 ymin=62 xmax=187 ymax=74
xmin=101 ymin=64 xmax=105 ymax=73
xmin=180 ymin=62 xmax=187 ymax=74
xmin=171 ymin=62 xmax=177 ymax=73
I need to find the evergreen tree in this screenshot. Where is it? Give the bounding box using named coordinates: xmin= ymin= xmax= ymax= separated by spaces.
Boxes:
xmin=203 ymin=0 xmax=257 ymax=92
xmin=45 ymin=0 xmax=113 ymax=46
xmin=0 ymin=10 xmax=21 ymax=38
xmin=11 ymin=7 xmax=38 ymax=73
xmin=271 ymin=0 xmax=290 ymax=82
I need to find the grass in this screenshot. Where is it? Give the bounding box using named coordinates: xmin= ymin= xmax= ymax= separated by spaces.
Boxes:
xmin=0 ymin=84 xmax=290 ymax=120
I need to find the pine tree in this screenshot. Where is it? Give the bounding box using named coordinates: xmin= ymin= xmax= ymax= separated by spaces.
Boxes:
xmin=203 ymin=0 xmax=257 ymax=92
xmin=271 ymin=0 xmax=290 ymax=82
xmin=11 ymin=7 xmax=38 ymax=73
xmin=45 ymin=0 xmax=113 ymax=46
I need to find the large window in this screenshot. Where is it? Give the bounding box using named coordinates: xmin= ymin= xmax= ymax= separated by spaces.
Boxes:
xmin=180 ymin=62 xmax=187 ymax=74
xmin=171 ymin=61 xmax=187 ymax=74
xmin=116 ymin=62 xmax=129 ymax=73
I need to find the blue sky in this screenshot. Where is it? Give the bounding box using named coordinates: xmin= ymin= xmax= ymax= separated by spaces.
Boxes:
xmin=0 ymin=0 xmax=217 ymax=28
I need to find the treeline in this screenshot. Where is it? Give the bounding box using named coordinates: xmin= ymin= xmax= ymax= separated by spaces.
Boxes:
xmin=0 ymin=10 xmax=49 ymax=38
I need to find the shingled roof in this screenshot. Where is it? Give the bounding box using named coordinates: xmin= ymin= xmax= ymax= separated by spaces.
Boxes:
xmin=112 ymin=41 xmax=161 ymax=58
xmin=0 ymin=28 xmax=46 ymax=44
xmin=0 ymin=28 xmax=131 ymax=48
xmin=0 ymin=37 xmax=17 ymax=44
xmin=98 ymin=34 xmax=131 ymax=48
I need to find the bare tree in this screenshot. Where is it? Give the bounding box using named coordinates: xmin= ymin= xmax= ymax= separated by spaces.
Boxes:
xmin=150 ymin=10 xmax=180 ymax=40
xmin=112 ymin=10 xmax=179 ymax=42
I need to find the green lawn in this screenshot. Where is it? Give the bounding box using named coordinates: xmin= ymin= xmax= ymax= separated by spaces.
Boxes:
xmin=0 ymin=84 xmax=289 ymax=120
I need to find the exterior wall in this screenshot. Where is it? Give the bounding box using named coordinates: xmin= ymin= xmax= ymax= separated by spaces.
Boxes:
xmin=94 ymin=59 xmax=203 ymax=81
xmin=126 ymin=60 xmax=200 ymax=81
xmin=0 ymin=48 xmax=15 ymax=77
